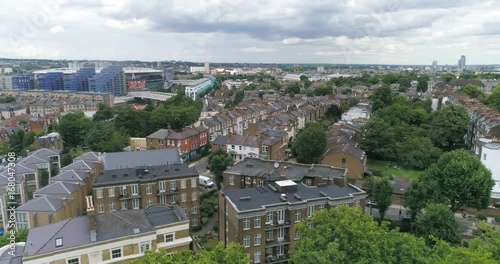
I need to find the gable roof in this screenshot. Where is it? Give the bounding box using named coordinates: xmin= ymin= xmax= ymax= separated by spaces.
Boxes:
xmin=324 ymin=143 xmax=365 ymax=160
xmin=101 ymin=149 xmax=181 ymax=170
xmin=212 ymin=135 xmax=228 ymax=146
xmin=61 ymin=160 xmax=93 ymax=171
xmin=34 ymin=181 xmax=78 ymax=195
xmin=16 ymin=196 xmax=67 ymax=212
xmin=51 ymin=169 xmax=88 ymax=182
xmin=73 ymin=151 xmax=100 ymax=163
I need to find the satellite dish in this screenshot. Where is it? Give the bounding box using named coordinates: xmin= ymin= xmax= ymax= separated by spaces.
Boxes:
xmin=274 ymin=162 xmax=279 ymax=168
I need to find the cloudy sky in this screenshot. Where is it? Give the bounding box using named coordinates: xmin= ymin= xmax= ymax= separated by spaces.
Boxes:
xmin=1 ymin=0 xmax=499 ymax=65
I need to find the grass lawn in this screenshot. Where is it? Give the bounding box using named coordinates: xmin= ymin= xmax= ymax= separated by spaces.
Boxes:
xmin=368 ymin=159 xmax=422 ymax=180
xmin=200 ymin=238 xmax=219 ymax=251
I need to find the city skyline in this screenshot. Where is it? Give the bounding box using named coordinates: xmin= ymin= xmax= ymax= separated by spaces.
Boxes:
xmin=1 ymin=0 xmax=499 ymax=65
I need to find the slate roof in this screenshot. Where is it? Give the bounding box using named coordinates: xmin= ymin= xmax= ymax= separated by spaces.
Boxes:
xmin=225 ymin=158 xmax=346 ymax=182
xmin=266 ymin=130 xmax=287 ymax=138
xmin=101 ymin=149 xmax=181 ymax=170
xmin=16 ymin=196 xmax=67 ymax=212
xmin=23 ymin=216 xmax=90 ymax=257
xmin=51 ymin=169 xmax=88 ymax=182
xmin=34 ymin=181 xmax=78 ymax=195
xmin=260 ymin=136 xmax=281 ymax=146
xmin=145 ymin=204 xmax=187 ymax=227
xmin=449 ymin=79 xmax=485 ymax=87
xmin=212 ymin=135 xmax=228 ymax=146
xmin=94 ymin=163 xmax=197 ymax=187
xmin=324 ymin=143 xmax=365 ymax=160
xmin=96 ymin=210 xmax=155 ymax=241
xmin=0 ymin=243 xmax=24 ymax=264
xmin=73 ymin=152 xmax=100 ymax=163
xmin=227 ymin=135 xmax=260 ymax=147
xmin=61 ymin=160 xmax=94 ymax=172
xmin=224 ymin=182 xmax=363 ymax=211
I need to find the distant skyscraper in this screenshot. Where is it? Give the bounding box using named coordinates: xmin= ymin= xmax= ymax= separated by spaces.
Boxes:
xmin=432 ymin=61 xmax=438 ymax=69
xmin=88 ymin=65 xmax=126 ymax=96
xmin=64 ymin=67 xmax=96 ymax=91
xmin=12 ymin=74 xmax=35 ymax=90
xmin=204 ymin=62 xmax=210 ymax=74
xmin=458 ymin=55 xmax=466 ymax=69
xmin=38 ymin=72 xmax=64 ymax=90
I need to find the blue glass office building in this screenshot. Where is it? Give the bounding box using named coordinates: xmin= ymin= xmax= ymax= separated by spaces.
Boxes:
xmin=38 ymin=72 xmax=64 ymax=91
xmin=64 ymin=67 xmax=96 ymax=91
xmin=12 ymin=74 xmax=35 ymax=90
xmin=88 ymin=66 xmax=126 ymax=96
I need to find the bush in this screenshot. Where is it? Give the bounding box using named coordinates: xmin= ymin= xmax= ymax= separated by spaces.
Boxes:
xmin=494 ymin=203 xmax=500 ymax=208
xmin=202 ymin=217 xmax=209 ymax=225
xmin=477 ymin=214 xmax=487 ymax=221
xmin=213 ymin=221 xmax=219 ymax=232
xmin=190 ymin=226 xmax=202 ymax=232
xmin=213 ymin=204 xmax=218 ymax=212
xmin=201 ymin=212 xmax=208 ymax=219
xmin=495 ymin=216 xmax=500 ymax=223
xmin=207 ymin=208 xmax=214 ymax=217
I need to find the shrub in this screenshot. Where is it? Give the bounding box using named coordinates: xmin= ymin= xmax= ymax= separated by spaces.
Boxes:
xmin=202 ymin=217 xmax=209 ymax=225
xmin=495 ymin=216 xmax=500 ymax=223
xmin=477 ymin=214 xmax=487 ymax=221
xmin=213 ymin=205 xmax=218 ymax=212
xmin=494 ymin=203 xmax=500 ymax=208
xmin=207 ymin=208 xmax=214 ymax=217
xmin=190 ymin=226 xmax=202 ymax=232
xmin=201 ymin=212 xmax=208 ymax=219
xmin=213 ymin=222 xmax=219 ymax=232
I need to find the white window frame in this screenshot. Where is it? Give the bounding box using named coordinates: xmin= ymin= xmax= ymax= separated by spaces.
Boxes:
xmin=192 ymin=192 xmax=197 ymax=201
xmin=132 ymin=184 xmax=139 ymax=195
xmin=181 ymin=180 xmax=186 ymax=189
xmin=132 ymin=198 xmax=140 ymax=209
xmin=319 ymin=204 xmax=325 ymax=211
xmin=120 ymin=185 xmax=127 ymax=196
xmin=181 ymin=193 xmax=186 ymax=202
xmin=108 ymin=187 xmax=115 ymax=197
xmin=146 ymin=184 xmax=152 ymax=195
xmin=110 ymin=202 xmax=116 ymax=212
xmin=295 ymin=231 xmax=301 ymax=240
xmin=254 ymin=251 xmax=261 ymax=264
xmin=96 ymin=189 xmax=103 ymax=199
xmin=121 ymin=200 xmax=127 ymax=210
xmin=243 ymin=217 xmax=250 ymax=230
xmin=110 ymin=247 xmax=122 ymax=259
xmin=308 ymin=205 xmax=314 ymax=218
xmin=159 ymin=181 xmax=166 ymax=192
xmin=254 ymin=216 xmax=261 ymax=228
xmin=191 ymin=178 xmax=197 ymax=188
xmin=139 ymin=241 xmax=151 ymax=254
xmin=266 ymin=212 xmax=273 ymax=225
xmin=165 ymin=233 xmax=175 ymax=243
xmin=192 ymin=204 xmax=197 ymax=214
xmin=254 ymin=233 xmax=261 ymax=246
xmin=243 ymin=235 xmax=250 ymax=247
xmin=171 ymin=194 xmax=177 ymax=204
xmin=277 ymin=245 xmax=284 ymax=256
xmin=66 ymin=257 xmax=80 ymax=264
xmin=147 ymin=199 xmax=153 ymax=207
xmin=277 ymin=209 xmax=284 ymax=223
xmin=159 ymin=195 xmax=166 ymax=204
xmin=277 ymin=228 xmax=284 ymax=241
xmin=170 ymin=181 xmax=177 ymax=190
xmin=229 ymin=175 xmax=235 ymax=185
xmin=98 ymin=203 xmax=104 ymax=213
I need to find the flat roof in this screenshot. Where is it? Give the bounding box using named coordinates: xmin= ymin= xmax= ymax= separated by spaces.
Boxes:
xmin=224 ymin=183 xmax=364 ymax=212
xmin=275 ymin=180 xmax=296 ymax=187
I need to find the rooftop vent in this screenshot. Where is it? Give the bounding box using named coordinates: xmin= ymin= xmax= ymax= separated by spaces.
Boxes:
xmin=175 ymin=168 xmax=179 ymax=172
xmin=133 ymin=228 xmax=140 ymax=234
xmin=320 ymin=191 xmax=328 ymax=197
xmin=240 ymin=196 xmax=251 ymax=201
xmin=280 ymin=194 xmax=287 ymax=201
xmin=268 ymin=184 xmax=277 ymax=192
xmin=294 ymin=194 xmax=301 ymax=200
xmin=165 ymin=169 xmax=169 ymax=172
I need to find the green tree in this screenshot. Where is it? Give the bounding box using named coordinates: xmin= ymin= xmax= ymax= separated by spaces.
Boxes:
xmin=208 ymin=149 xmax=234 ymax=189
xmin=459 ymin=71 xmax=476 ymax=79
xmin=405 ymin=150 xmax=494 ymax=214
xmin=93 ymin=103 xmax=113 ymax=121
xmin=382 ymin=73 xmax=399 ymax=84
xmin=460 ymin=84 xmax=484 ymax=98
xmin=114 ymin=107 xmax=152 ymax=137
xmin=300 ymin=75 xmax=312 ymax=88
xmin=430 ymin=105 xmax=469 ymax=150
xmin=440 ymin=73 xmax=455 ymax=82
xmin=360 ymin=118 xmax=399 ymax=160
xmin=9 ymin=130 xmax=25 ymax=154
xmin=414 ymin=203 xmax=460 ymax=245
xmin=485 ymin=87 xmax=500 ymax=111
xmin=285 ymin=83 xmax=300 ymax=95
xmin=22 ymin=131 xmax=36 ymax=148
xmin=0 ymin=230 xmax=28 ymax=246
xmin=370 ymin=85 xmax=394 ymax=113
xmin=417 ymin=76 xmax=429 ymax=92
xmin=292 ymin=123 xmax=326 ymax=164
xmin=398 ymin=137 xmax=442 ymax=170
xmin=57 ymin=111 xmax=93 ymax=148
xmin=365 ymin=177 xmax=393 ymax=221
xmin=85 ymin=122 xmax=129 ymax=152
xmin=149 ymin=104 xmax=169 ymax=131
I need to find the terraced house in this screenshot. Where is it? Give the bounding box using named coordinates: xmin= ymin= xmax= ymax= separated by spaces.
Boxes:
xmin=146 ymin=126 xmax=209 ymax=162
xmin=92 ymin=162 xmax=201 ymax=226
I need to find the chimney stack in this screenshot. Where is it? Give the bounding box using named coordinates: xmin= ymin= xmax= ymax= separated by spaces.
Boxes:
xmin=281 ymin=165 xmax=286 ymax=178
xmin=86 ymin=195 xmax=97 ymax=233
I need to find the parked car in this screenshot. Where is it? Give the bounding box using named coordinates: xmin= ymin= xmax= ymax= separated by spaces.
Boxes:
xmin=366 ymin=201 xmax=378 ymax=208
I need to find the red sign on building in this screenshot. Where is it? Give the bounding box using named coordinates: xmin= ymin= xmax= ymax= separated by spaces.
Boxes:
xmin=128 ymin=79 xmax=146 ymax=90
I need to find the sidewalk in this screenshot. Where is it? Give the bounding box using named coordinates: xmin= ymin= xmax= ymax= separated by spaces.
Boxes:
xmin=192 ymin=214 xmax=218 ymax=237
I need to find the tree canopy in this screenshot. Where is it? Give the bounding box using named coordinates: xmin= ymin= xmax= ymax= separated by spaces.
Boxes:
xmin=414 ymin=203 xmax=461 ymax=245
xmin=208 ymin=149 xmax=234 ymax=188
xmin=430 ymin=105 xmax=469 ymax=150
xmin=460 ymin=84 xmax=484 ymax=99
xmin=365 ymin=177 xmax=393 ymax=220
xmin=292 ymin=123 xmax=327 ymax=164
xmin=370 ymin=85 xmax=394 ymax=113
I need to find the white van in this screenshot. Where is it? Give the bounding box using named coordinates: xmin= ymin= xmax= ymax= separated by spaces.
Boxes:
xmin=199 ymin=175 xmax=214 ymax=188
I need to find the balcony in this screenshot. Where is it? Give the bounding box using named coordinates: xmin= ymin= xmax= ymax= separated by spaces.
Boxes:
xmin=265 ymin=220 xmax=290 ymax=230
xmin=265 ymin=237 xmax=290 ymax=247
xmin=265 ymin=254 xmax=289 ymax=264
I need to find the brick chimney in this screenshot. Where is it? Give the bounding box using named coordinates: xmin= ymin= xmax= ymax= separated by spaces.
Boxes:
xmin=281 ymin=165 xmax=286 ymax=178
xmin=86 ymin=195 xmax=97 ymax=234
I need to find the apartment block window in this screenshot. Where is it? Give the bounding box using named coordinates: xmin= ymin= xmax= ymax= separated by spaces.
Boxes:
xmin=239 ymin=145 xmax=242 ymax=150
xmin=231 ymin=145 xmax=235 ymax=150
xmin=159 ymin=196 xmax=166 ymax=204
xmin=170 ymin=181 xmax=177 ymax=190
xmin=181 ymin=180 xmax=186 ymax=189
xmin=110 ymin=202 xmax=116 ymax=212
xmin=192 ymin=204 xmax=197 ymax=214
xmin=254 ymin=233 xmax=261 ymax=246
xmin=171 ymin=195 xmax=177 ymax=204
xmin=319 ymin=204 xmax=325 ymax=211
xmin=254 ymin=251 xmax=261 ymax=264
xmin=96 ymin=189 xmax=103 ymax=199
xmin=147 ymin=199 xmax=153 ymax=207
xmin=181 ymin=193 xmax=187 ymax=202
xmin=191 ymin=178 xmax=197 ymax=188
xmin=266 ymin=247 xmax=273 ymax=257
xmin=98 ymin=203 xmax=104 ymax=213
xmin=132 ymin=199 xmax=140 ymax=209
xmin=132 ymin=184 xmax=139 ymax=195
xmin=165 ymin=233 xmax=174 ymax=243
xmin=243 ymin=217 xmax=250 ymax=230
xmin=140 ymin=242 xmax=151 ymax=254
xmin=266 ymin=212 xmax=273 ymax=224
xmin=146 ymin=184 xmax=152 ymax=195
xmin=277 ymin=209 xmax=285 ymax=223
xmin=159 ymin=181 xmax=166 ymax=192
xmin=266 ymin=230 xmax=273 ymax=241
xmin=16 ymin=212 xmax=28 ymax=231
xmin=484 ymin=154 xmax=487 ymax=160
xmin=262 ymin=146 xmax=268 ymax=152
xmin=229 ymin=176 xmax=235 ymax=185
xmin=159 ymin=139 xmax=164 ymax=145
xmin=67 ymin=258 xmax=80 ymax=264
xmin=192 ymin=217 xmax=198 ymax=226
xmin=243 ymin=235 xmax=250 ymax=247
xmin=121 ymin=200 xmax=127 ymax=210
xmin=295 ymin=231 xmax=301 ymax=240
xmin=277 ymin=228 xmax=284 ymax=241
xmin=254 ymin=216 xmax=261 ymax=228
xmin=111 ymin=248 xmax=122 ymax=259
xmin=191 ymin=192 xmax=198 ymax=201
xmin=120 ymin=186 xmax=127 ymax=196
xmin=277 ymin=245 xmax=284 ymax=256
xmin=182 ymin=206 xmax=187 ymax=215
xmin=108 ymin=187 xmax=115 ymax=197
xmin=295 ymin=210 xmax=301 ymax=222
xmin=308 ymin=205 xmax=315 ymax=218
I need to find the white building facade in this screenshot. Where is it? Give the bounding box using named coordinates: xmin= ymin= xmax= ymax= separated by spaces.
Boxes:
xmin=481 ymin=142 xmax=500 ymax=199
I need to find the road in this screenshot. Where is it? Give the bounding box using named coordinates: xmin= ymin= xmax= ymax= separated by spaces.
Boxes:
xmin=188 ymin=157 xmax=216 ymax=193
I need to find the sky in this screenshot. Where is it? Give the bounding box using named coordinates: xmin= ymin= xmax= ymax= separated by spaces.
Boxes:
xmin=1 ymin=0 xmax=500 ymax=65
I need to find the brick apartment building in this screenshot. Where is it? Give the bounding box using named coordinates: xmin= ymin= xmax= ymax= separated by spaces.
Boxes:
xmin=219 ymin=180 xmax=366 ymax=263
xmin=147 ymin=126 xmax=209 ymax=161
xmin=212 ymin=133 xmax=287 ymax=162
xmin=93 ymin=163 xmax=201 ymax=226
